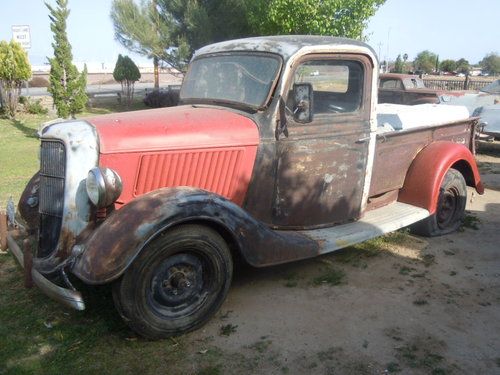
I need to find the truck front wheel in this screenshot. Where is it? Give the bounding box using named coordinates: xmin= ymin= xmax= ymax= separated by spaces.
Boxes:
xmin=411 ymin=168 xmax=467 ymax=237
xmin=112 ymin=224 xmax=233 ymax=339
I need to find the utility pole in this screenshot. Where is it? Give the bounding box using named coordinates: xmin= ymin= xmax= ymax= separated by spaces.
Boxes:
xmin=377 ymin=42 xmax=383 ymax=73
xmin=386 ymin=28 xmax=391 ymax=73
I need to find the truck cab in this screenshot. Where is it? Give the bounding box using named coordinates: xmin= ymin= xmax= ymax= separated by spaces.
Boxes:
xmin=378 ymin=73 xmax=441 ymax=105
xmin=4 ymin=36 xmax=483 ymax=339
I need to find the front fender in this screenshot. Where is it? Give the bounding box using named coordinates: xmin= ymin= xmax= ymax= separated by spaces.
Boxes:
xmin=72 ymin=187 xmax=318 ymax=284
xmin=398 ymin=141 xmax=484 ymax=214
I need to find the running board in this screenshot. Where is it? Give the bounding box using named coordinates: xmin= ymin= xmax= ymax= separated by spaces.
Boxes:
xmin=300 ymin=202 xmax=430 ymax=254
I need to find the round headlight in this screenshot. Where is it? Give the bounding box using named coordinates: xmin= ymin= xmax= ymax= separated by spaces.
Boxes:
xmin=86 ymin=167 xmax=122 ymax=207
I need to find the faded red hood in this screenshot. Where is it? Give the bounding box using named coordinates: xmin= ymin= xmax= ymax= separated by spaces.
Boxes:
xmin=85 ymin=105 xmax=259 ymax=154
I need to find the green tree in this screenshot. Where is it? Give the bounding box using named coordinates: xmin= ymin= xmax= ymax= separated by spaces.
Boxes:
xmin=0 ymin=40 xmax=31 ymax=117
xmin=157 ymin=0 xmax=254 ymax=61
xmin=456 ymin=58 xmax=469 ymax=74
xmin=413 ymin=50 xmax=438 ymax=74
xmin=111 ymin=0 xmax=175 ymax=88
xmin=393 ymin=54 xmax=403 ymax=73
xmin=113 ymin=54 xmax=141 ymax=106
xmin=440 ymin=59 xmax=456 ymax=73
xmin=249 ymin=0 xmax=385 ymax=38
xmin=479 ymin=52 xmax=500 ymax=75
xmin=111 ymin=0 xmax=255 ymax=81
xmin=112 ymin=0 xmax=385 ymax=80
xmin=46 ymin=0 xmax=88 ymax=118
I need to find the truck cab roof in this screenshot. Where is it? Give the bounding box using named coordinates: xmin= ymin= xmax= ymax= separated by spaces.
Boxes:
xmin=194 ymin=35 xmax=378 ymax=64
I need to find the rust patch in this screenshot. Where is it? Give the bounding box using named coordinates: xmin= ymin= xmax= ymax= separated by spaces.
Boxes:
xmin=72 ymin=188 xmax=319 ymax=284
xmin=369 ymin=120 xmax=475 ymax=198
xmin=23 ymin=239 xmax=33 ymax=288
xmin=18 ymin=172 xmax=40 ymax=231
xmin=0 ymin=211 xmax=7 ymax=251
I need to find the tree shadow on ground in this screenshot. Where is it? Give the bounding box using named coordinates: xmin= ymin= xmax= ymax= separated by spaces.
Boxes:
xmin=11 ymin=119 xmax=39 ymax=139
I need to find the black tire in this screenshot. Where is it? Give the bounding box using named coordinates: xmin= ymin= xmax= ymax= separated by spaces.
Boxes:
xmin=113 ymin=224 xmax=233 ymax=339
xmin=411 ymin=168 xmax=467 ymax=237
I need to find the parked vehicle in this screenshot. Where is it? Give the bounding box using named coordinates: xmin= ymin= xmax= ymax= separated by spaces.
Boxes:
xmin=441 ymin=79 xmax=500 ymax=114
xmin=443 ymin=79 xmax=500 ymax=141
xmin=378 ymin=73 xmax=442 ymax=105
xmin=3 ymin=36 xmax=483 ymax=339
xmin=475 ymin=104 xmax=500 ymax=139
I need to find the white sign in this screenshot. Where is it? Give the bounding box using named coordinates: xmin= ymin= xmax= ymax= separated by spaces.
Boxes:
xmin=12 ymin=25 xmax=31 ymax=50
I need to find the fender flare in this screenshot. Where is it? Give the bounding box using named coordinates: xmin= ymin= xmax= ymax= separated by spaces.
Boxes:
xmin=398 ymin=141 xmax=484 ymax=214
xmin=71 ymin=187 xmax=317 ymax=284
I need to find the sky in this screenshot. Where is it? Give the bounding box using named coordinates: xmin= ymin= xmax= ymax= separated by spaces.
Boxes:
xmin=366 ymin=0 xmax=499 ymax=64
xmin=0 ymin=0 xmax=499 ymax=70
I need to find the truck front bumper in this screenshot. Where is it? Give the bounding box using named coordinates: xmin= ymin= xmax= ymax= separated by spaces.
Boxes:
xmin=6 ymin=231 xmax=85 ymax=311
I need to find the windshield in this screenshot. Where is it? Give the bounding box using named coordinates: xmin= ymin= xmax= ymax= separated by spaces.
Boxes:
xmin=403 ymin=77 xmax=426 ymax=89
xmin=180 ymin=53 xmax=282 ymax=109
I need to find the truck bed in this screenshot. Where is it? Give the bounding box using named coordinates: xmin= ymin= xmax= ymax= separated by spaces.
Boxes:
xmin=376 ymin=103 xmax=470 ymax=132
xmin=369 ymin=115 xmax=476 ymax=202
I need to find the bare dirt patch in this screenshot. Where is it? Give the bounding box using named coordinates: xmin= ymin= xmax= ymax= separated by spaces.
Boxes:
xmin=177 ymin=152 xmax=500 ymax=375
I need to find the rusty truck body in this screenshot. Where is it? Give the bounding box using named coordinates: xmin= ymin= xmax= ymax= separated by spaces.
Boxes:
xmin=3 ymin=36 xmax=483 ymax=339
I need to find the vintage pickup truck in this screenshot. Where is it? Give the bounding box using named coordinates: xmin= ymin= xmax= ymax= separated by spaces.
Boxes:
xmin=378 ymin=73 xmax=442 ymax=105
xmin=2 ymin=36 xmax=484 ymax=339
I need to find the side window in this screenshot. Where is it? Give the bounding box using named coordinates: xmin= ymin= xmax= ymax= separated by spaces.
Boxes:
xmin=380 ymin=79 xmax=403 ymax=89
xmin=290 ymin=60 xmax=364 ymax=116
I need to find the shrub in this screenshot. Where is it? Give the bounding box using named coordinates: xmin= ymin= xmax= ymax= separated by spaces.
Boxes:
xmin=0 ymin=40 xmax=31 ymax=117
xmin=143 ymin=89 xmax=179 ymax=108
xmin=23 ymin=97 xmax=48 ymax=115
xmin=113 ymin=54 xmax=141 ymax=106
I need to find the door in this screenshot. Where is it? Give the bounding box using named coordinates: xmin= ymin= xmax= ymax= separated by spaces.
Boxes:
xmin=272 ymin=55 xmax=372 ymax=228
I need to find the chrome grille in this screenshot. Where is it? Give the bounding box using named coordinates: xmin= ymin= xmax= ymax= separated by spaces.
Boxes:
xmin=38 ymin=140 xmax=65 ymax=258
xmin=39 ymin=141 xmax=65 ymax=217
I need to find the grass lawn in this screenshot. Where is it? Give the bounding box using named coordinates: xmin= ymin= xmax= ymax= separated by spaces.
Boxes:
xmin=0 ymin=113 xmax=47 ymax=207
xmin=0 ymin=257 xmax=195 ymax=375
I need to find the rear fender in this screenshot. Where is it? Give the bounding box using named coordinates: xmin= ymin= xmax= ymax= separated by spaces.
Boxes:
xmin=72 ymin=187 xmax=318 ymax=284
xmin=398 ymin=141 xmax=484 ymax=214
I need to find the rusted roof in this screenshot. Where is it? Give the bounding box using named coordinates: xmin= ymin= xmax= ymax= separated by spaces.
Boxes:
xmin=194 ymin=35 xmax=377 ymax=62
xmin=380 ymin=73 xmax=419 ymax=79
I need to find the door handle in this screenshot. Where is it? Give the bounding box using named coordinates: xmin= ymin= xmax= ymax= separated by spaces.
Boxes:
xmin=355 ymin=136 xmax=371 ymax=144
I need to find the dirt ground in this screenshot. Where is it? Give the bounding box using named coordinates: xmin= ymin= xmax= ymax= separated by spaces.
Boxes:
xmin=178 ymin=152 xmax=500 ymax=375
xmin=2 ymin=154 xmax=499 ymax=374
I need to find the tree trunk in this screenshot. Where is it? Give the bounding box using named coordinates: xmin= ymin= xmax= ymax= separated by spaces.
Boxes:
xmin=154 ymin=56 xmax=159 ymax=90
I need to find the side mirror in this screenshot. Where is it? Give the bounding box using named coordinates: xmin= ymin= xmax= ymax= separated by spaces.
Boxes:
xmin=293 ymin=83 xmax=313 ymax=123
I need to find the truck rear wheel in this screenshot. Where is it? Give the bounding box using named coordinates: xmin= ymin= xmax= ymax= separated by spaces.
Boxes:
xmin=411 ymin=168 xmax=467 ymax=237
xmin=113 ymin=224 xmax=233 ymax=339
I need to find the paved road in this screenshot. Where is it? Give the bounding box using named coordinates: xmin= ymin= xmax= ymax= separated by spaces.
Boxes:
xmin=21 ymin=82 xmax=180 ymax=97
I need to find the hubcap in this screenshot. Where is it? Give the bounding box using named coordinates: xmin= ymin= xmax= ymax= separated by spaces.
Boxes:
xmin=437 ymin=187 xmax=460 ymax=229
xmin=148 ymin=252 xmax=212 ymax=318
